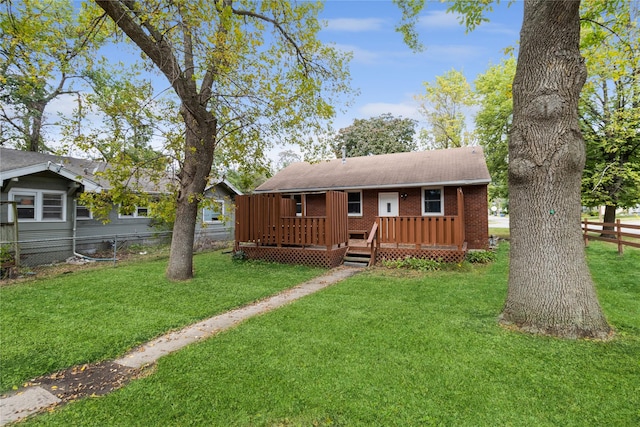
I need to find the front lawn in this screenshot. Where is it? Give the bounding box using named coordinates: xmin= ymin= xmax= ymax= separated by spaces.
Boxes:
xmin=22 ymin=242 xmax=640 ymax=426
xmin=0 ymin=252 xmax=325 ymax=392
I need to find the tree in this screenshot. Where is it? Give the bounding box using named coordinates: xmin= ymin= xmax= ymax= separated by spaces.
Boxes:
xmin=331 ymin=113 xmax=417 ymax=158
xmin=276 ymin=149 xmax=302 ymax=171
xmin=474 ymin=57 xmax=516 ymax=201
xmin=500 ymin=0 xmax=611 ymax=338
xmin=395 ymin=0 xmax=612 ymax=338
xmin=415 ymin=68 xmax=475 ymax=149
xmin=0 ymin=0 xmax=107 ymax=152
xmin=579 ymin=0 xmax=640 ymax=225
xmin=95 ymin=0 xmax=352 ymax=280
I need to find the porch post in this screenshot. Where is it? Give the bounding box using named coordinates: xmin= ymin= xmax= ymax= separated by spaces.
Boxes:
xmin=457 ymin=187 xmax=465 ymax=250
xmin=325 ymin=191 xmax=333 ymax=249
xmin=275 ymin=193 xmax=282 ymax=247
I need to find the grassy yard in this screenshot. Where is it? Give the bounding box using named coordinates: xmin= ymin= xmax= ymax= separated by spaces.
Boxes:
xmin=0 ymin=252 xmax=325 ymax=393
xmin=19 ymin=242 xmax=640 ymax=426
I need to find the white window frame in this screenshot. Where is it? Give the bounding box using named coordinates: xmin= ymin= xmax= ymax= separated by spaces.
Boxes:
xmin=203 ymin=199 xmax=224 ymax=223
xmin=75 ymin=203 xmax=93 ymax=220
xmin=118 ymin=205 xmax=150 ymax=219
xmin=8 ymin=189 xmax=66 ymax=222
xmin=347 ymin=190 xmax=363 ymax=217
xmin=421 ymin=186 xmax=444 ymax=216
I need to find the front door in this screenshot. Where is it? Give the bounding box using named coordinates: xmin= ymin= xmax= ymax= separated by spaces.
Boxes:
xmin=378 ymin=192 xmax=399 ymax=217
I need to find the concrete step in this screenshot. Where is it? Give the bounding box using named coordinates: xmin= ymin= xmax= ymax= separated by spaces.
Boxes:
xmin=344 ymin=261 xmax=369 ymax=268
xmin=343 ymin=255 xmax=370 ymax=263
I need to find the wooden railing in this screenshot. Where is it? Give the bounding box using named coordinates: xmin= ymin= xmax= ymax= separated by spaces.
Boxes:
xmin=235 ymin=192 xmax=348 ymax=250
xmin=582 ymin=219 xmax=640 ymax=255
xmin=376 ymin=215 xmax=465 ymax=250
xmin=366 ymin=221 xmax=379 ymax=265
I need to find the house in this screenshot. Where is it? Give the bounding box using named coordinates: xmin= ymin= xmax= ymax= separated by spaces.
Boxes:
xmin=0 ymin=147 xmax=240 ymax=267
xmin=235 ymin=146 xmax=490 ymax=267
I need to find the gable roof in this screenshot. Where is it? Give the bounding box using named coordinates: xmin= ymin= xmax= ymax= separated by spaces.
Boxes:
xmin=256 ymin=146 xmax=491 ymax=193
xmin=0 ymin=147 xmax=242 ymax=196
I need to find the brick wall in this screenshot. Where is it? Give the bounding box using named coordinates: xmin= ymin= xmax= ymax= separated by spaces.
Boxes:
xmin=461 ymin=185 xmax=489 ymax=249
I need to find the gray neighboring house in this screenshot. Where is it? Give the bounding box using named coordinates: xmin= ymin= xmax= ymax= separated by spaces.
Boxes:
xmin=0 ymin=147 xmax=240 ymax=266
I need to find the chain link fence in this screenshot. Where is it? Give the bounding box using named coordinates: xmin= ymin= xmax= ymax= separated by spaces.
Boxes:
xmin=1 ymin=227 xmax=234 ymax=279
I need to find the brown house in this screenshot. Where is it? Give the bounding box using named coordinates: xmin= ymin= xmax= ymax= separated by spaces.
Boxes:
xmin=235 ymin=147 xmax=491 ymax=267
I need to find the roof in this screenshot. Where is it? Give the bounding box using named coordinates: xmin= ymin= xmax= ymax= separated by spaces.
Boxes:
xmin=0 ymin=147 xmax=241 ymax=195
xmin=256 ymin=146 xmax=491 ymax=193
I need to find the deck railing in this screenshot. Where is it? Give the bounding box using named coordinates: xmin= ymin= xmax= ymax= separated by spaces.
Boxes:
xmin=376 ymin=215 xmax=464 ymax=250
xmin=374 ymin=187 xmax=466 ymax=250
xmin=235 ymin=192 xmax=348 ymax=249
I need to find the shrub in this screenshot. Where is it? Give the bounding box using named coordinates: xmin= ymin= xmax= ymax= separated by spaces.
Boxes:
xmin=465 ymin=250 xmax=497 ymax=264
xmin=232 ymin=250 xmax=247 ymax=261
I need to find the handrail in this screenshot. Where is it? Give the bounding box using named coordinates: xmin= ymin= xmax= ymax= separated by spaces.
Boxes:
xmin=366 ymin=221 xmax=379 ymax=266
xmin=366 ymin=221 xmax=378 ymax=246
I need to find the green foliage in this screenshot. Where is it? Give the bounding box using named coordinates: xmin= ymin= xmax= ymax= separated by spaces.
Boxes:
xmin=331 ymin=113 xmax=418 ymax=158
xmin=415 ymin=69 xmax=475 ymax=149
xmin=0 ymin=0 xmax=109 ymax=151
xmin=474 ymin=57 xmax=516 ymax=200
xmin=579 ymin=0 xmax=640 ymax=213
xmin=231 ymin=250 xmax=247 ymax=261
xmin=465 ymin=250 xmax=497 ymax=264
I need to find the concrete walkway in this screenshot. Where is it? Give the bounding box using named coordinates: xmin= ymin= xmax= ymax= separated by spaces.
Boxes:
xmin=0 ymin=266 xmax=361 ymax=426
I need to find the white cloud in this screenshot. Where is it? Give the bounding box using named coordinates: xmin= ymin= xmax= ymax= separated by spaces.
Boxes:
xmin=325 ymin=18 xmax=385 ymax=32
xmin=418 ymin=10 xmax=463 ymax=30
xmin=332 ymin=43 xmax=381 ymax=64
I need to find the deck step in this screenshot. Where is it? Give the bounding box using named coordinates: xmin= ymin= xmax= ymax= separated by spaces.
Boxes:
xmin=343 ymin=252 xmax=371 ymax=268
xmin=344 ymin=261 xmax=369 ymax=268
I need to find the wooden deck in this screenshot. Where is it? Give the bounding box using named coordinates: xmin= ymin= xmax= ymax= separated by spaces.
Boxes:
xmin=235 ymin=188 xmax=468 ymax=267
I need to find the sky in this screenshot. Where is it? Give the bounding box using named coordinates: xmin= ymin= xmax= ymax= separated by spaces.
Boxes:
xmin=43 ymin=1 xmax=525 ymax=160
xmin=313 ymin=0 xmax=524 ymax=135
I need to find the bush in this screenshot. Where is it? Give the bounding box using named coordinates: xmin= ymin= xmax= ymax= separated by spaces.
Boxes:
xmin=232 ymin=250 xmax=247 ymax=261
xmin=465 ymin=250 xmax=497 ymax=264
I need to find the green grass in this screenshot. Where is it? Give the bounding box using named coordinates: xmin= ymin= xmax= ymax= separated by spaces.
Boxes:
xmin=22 ymin=242 xmax=640 ymax=426
xmin=0 ymin=252 xmax=324 ymax=392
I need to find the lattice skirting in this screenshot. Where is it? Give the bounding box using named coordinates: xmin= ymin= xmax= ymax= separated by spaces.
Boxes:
xmin=241 ymin=246 xmax=348 ymax=268
xmin=376 ymin=247 xmax=466 ymax=264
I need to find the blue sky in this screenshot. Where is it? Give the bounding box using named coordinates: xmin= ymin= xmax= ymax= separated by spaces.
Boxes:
xmin=48 ymin=1 xmax=525 ymax=159
xmin=316 ymin=1 xmax=523 ymax=132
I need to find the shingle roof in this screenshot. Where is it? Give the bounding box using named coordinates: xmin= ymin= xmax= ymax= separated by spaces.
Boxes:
xmin=256 ymin=146 xmax=491 ymax=193
xmin=0 ymin=147 xmax=169 ymax=193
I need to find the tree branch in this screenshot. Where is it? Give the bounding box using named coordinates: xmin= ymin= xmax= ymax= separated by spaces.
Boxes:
xmin=230 ymin=7 xmax=311 ymax=75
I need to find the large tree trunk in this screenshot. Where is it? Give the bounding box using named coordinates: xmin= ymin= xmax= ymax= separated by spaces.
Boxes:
xmin=166 ymin=106 xmax=216 ymax=281
xmin=500 ymin=0 xmax=612 ymax=339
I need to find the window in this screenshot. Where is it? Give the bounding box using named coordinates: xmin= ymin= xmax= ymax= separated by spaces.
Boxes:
xmin=347 ymin=191 xmax=362 ymax=216
xmin=422 ymin=187 xmax=443 ymax=215
xmin=292 ymin=194 xmax=303 ymax=216
xmin=203 ymin=200 xmax=224 ymax=223
xmin=42 ymin=193 xmax=63 ymax=220
xmin=118 ymin=205 xmax=150 ymax=219
xmin=9 ymin=190 xmax=66 ymax=222
xmin=76 ymin=204 xmax=92 ymax=220
xmin=15 ymin=193 xmax=36 ymax=220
